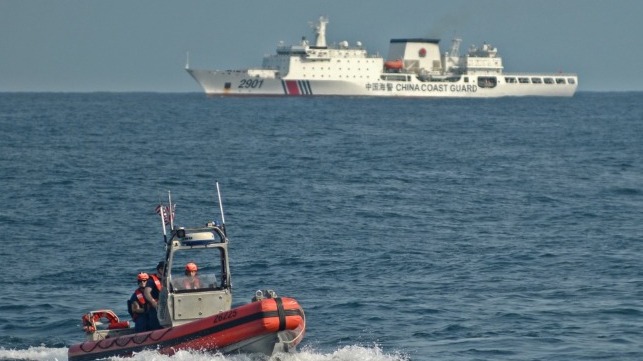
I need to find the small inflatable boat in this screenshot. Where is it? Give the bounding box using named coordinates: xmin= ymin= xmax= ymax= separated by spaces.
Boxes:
xmin=68 ymin=294 xmax=305 ymax=361
xmin=68 ymin=184 xmax=305 ymax=360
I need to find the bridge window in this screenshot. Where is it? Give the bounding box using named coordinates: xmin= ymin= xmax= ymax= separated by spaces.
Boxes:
xmin=478 ymin=76 xmax=497 ymax=88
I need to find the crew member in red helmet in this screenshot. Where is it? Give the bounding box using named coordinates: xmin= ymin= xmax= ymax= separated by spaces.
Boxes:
xmin=128 ymin=272 xmax=149 ymax=332
xmin=182 ymin=262 xmax=201 ymax=290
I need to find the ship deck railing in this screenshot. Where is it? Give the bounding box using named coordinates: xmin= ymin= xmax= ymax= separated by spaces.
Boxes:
xmin=502 ymin=72 xmax=578 ymax=77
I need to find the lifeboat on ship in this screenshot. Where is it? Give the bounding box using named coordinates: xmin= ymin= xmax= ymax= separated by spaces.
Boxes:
xmin=384 ymin=59 xmax=404 ymax=70
xmin=68 ymin=184 xmax=306 ymax=361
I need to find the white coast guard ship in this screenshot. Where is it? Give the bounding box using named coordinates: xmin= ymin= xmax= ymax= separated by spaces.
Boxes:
xmin=186 ymin=17 xmax=578 ymax=97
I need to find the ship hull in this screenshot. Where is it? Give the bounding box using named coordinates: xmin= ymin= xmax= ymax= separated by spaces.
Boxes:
xmin=68 ymin=297 xmax=305 ymax=361
xmin=187 ymin=69 xmax=577 ymax=98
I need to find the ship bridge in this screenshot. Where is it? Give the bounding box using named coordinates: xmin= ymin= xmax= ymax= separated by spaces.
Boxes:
xmin=462 ymin=43 xmax=504 ymax=74
xmin=261 ymin=17 xmax=382 ymax=80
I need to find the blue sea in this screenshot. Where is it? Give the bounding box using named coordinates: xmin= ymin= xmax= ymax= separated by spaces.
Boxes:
xmin=0 ymin=92 xmax=641 ymax=361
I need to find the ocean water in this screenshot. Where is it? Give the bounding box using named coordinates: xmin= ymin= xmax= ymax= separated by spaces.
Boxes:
xmin=0 ymin=92 xmax=641 ymax=361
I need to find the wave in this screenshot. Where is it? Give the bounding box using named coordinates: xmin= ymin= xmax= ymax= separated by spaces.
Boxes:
xmin=0 ymin=346 xmax=67 ymax=361
xmin=0 ymin=345 xmax=408 ymax=361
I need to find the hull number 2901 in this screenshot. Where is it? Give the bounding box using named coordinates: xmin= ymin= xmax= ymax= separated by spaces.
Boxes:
xmin=239 ymin=79 xmax=264 ymax=89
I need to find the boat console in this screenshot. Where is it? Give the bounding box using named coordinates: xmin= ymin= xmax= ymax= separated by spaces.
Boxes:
xmin=158 ymin=224 xmax=232 ymax=328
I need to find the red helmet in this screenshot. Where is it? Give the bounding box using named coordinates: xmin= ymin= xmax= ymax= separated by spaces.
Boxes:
xmin=137 ymin=272 xmax=150 ymax=281
xmin=185 ymin=262 xmax=198 ymax=272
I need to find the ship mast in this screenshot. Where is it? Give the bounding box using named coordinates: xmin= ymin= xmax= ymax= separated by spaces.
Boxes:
xmin=445 ymin=38 xmax=462 ymax=73
xmin=312 ymin=16 xmax=328 ymax=48
xmin=449 ymin=38 xmax=461 ymax=58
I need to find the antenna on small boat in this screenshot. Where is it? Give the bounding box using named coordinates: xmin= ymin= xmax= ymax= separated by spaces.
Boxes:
xmin=185 ymin=51 xmax=190 ymax=70
xmin=216 ymin=181 xmax=227 ymax=236
xmin=168 ymin=191 xmax=174 ymax=230
xmin=159 ymin=205 xmax=167 ymax=243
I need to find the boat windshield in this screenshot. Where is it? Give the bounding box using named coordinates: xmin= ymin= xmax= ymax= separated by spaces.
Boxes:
xmin=169 ymin=247 xmax=226 ymax=292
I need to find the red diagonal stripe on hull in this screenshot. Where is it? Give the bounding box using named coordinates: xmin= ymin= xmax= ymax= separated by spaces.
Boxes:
xmin=285 ymin=81 xmax=300 ymax=95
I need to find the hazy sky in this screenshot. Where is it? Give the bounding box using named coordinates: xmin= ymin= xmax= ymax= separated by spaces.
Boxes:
xmin=1 ymin=0 xmax=641 ymax=92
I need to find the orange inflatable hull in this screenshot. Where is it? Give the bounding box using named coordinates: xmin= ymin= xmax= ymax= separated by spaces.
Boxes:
xmin=68 ymin=297 xmax=305 ymax=361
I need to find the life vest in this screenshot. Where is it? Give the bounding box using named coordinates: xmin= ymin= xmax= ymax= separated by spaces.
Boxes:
xmin=135 ymin=289 xmax=146 ymax=305
xmin=150 ymin=274 xmax=162 ymax=291
xmin=128 ymin=289 xmax=147 ymax=320
xmin=182 ymin=277 xmax=201 ymax=290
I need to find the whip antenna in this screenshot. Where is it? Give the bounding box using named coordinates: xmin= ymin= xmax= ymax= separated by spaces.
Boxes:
xmin=159 ymin=206 xmax=167 ymax=243
xmin=216 ymin=181 xmax=226 ymax=236
xmin=168 ymin=190 xmax=174 ymax=230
